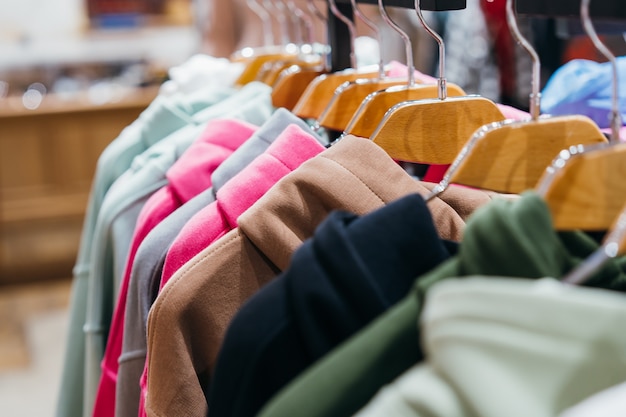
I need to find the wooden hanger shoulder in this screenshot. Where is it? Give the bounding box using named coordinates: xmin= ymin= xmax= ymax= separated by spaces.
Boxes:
xmin=292 ymin=69 xmax=379 ymax=119
xmin=271 ymin=67 xmax=326 ymax=110
xmin=345 ymin=83 xmax=466 ymax=138
xmin=235 ymin=52 xmax=299 ymax=86
xmin=370 ymin=96 xmax=505 ymax=164
xmin=262 ymin=58 xmax=323 ymax=86
xmin=538 ymin=142 xmax=626 ymax=231
xmin=448 ymin=115 xmax=609 ymax=194
xmin=316 ymin=78 xmax=411 ymax=131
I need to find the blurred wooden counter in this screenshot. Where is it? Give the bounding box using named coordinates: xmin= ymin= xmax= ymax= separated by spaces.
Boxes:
xmin=0 ymin=87 xmax=159 ymax=285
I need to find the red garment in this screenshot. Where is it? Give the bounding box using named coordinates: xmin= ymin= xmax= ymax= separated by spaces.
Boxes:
xmin=92 ymin=118 xmax=257 ymax=417
xmin=481 ymin=0 xmax=516 ymax=99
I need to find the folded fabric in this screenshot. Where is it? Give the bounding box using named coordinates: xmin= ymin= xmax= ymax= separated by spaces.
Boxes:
xmin=356 ymin=277 xmax=626 ymax=417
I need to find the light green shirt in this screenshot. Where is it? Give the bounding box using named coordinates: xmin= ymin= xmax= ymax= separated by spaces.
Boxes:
xmin=356 ymin=277 xmax=626 ymax=417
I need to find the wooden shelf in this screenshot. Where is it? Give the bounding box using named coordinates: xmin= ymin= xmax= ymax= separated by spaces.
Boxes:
xmin=0 ymin=87 xmax=157 ymax=284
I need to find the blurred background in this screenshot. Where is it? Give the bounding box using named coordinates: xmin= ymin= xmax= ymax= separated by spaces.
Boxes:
xmin=0 ymin=1 xmax=196 ymax=415
xmin=0 ymin=0 xmax=198 ymax=287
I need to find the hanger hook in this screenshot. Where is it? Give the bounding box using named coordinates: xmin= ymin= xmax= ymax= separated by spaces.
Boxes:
xmin=307 ymin=0 xmax=326 ymax=24
xmin=351 ymin=0 xmax=385 ymax=78
xmin=328 ymin=0 xmax=357 ymax=68
xmin=286 ymin=0 xmax=307 ymax=46
xmin=263 ymin=0 xmax=290 ymax=46
xmin=247 ymin=0 xmax=274 ymax=46
xmin=379 ymin=0 xmax=415 ymax=86
xmin=415 ymin=0 xmax=446 ymax=99
xmin=506 ymin=0 xmax=541 ymax=120
xmin=581 ymin=0 xmax=621 ymax=143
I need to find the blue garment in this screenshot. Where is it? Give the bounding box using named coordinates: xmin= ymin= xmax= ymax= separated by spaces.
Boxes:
xmin=541 ymin=57 xmax=626 ymax=129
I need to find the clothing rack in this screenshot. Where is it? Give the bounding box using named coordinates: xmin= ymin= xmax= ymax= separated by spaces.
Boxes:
xmin=326 ymin=0 xmax=625 ymax=71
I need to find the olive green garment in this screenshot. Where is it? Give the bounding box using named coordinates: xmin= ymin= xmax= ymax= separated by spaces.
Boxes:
xmin=356 ymin=277 xmax=626 ymax=417
xmin=258 ymin=192 xmax=626 ymax=417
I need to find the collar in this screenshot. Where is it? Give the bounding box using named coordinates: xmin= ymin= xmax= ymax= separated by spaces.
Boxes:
xmin=238 ymin=135 xmax=454 ymax=271
xmin=166 ymin=119 xmax=257 ymax=204
xmin=210 ymin=108 xmax=321 ymax=192
xmin=217 ymin=124 xmax=325 ymax=230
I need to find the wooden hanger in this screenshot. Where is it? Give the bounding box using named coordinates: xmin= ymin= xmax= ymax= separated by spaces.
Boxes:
xmin=272 ymin=65 xmax=328 ymax=110
xmin=447 ymin=115 xmax=608 ymax=194
xmin=314 ymin=0 xmax=414 ymax=131
xmin=344 ymin=83 xmax=466 ymax=138
xmin=557 ymin=0 xmax=626 ymax=286
xmin=422 ymin=0 xmax=609 ymax=200
xmin=292 ymin=68 xmax=382 ymax=119
xmin=537 ymin=142 xmax=626 ymax=230
xmin=292 ymin=0 xmax=385 ymax=119
xmin=235 ymin=0 xmax=315 ymax=86
xmin=270 ymin=0 xmax=330 ymax=109
xmin=318 ymin=0 xmax=468 ymax=134
xmin=261 ymin=56 xmax=323 ymax=86
xmin=537 ymin=0 xmax=625 ymax=232
xmin=369 ymin=0 xmax=506 ymax=164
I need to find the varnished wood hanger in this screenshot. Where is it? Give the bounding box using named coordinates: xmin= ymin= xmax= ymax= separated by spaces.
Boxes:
xmin=557 ymin=0 xmax=626 ymax=285
xmin=270 ymin=0 xmax=330 ymax=109
xmin=536 ymin=0 xmax=625 ymax=233
xmin=292 ymin=0 xmax=384 ymax=119
xmin=314 ymin=0 xmax=415 ymax=131
xmin=369 ymin=0 xmax=506 ymax=164
xmin=423 ymin=0 xmax=608 ymax=200
xmin=235 ymin=0 xmax=320 ymax=86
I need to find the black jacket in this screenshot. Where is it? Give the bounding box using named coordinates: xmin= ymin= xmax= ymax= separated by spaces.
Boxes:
xmin=207 ymin=194 xmax=458 ymax=417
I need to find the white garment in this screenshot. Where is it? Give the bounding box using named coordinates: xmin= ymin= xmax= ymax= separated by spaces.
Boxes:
xmin=160 ymin=54 xmax=245 ymax=96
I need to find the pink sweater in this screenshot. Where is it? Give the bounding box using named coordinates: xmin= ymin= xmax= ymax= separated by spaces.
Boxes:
xmin=92 ymin=119 xmax=257 ymax=417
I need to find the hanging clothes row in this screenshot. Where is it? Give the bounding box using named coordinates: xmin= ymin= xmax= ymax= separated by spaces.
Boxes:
xmin=56 ymin=0 xmax=626 ymax=416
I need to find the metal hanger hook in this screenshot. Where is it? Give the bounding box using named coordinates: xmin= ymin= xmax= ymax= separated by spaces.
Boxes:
xmin=581 ymin=0 xmax=622 ymax=143
xmin=285 ymin=0 xmax=307 ymax=46
xmin=264 ymin=0 xmax=290 ymax=46
xmin=379 ymin=0 xmax=415 ymax=86
xmin=351 ymin=0 xmax=385 ymax=78
xmin=328 ymin=0 xmax=357 ymax=68
xmin=414 ymin=0 xmax=446 ymax=99
xmin=506 ymin=0 xmax=541 ymax=120
xmin=247 ymin=0 xmax=274 ymax=46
